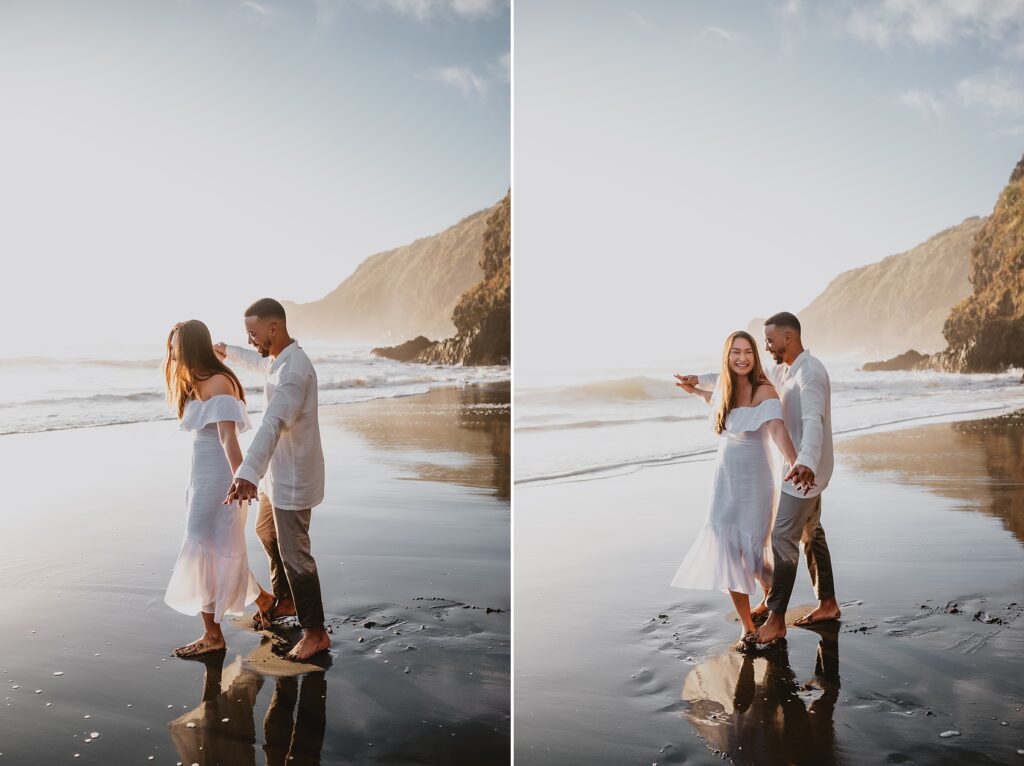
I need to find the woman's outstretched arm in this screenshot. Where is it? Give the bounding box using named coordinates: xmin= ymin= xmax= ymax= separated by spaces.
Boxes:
xmin=674 ymin=374 xmax=713 ymax=404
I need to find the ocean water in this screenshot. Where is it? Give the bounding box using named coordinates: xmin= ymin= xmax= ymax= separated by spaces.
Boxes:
xmin=0 ymin=342 xmax=510 ymax=436
xmin=514 ymin=357 xmax=1024 ymax=484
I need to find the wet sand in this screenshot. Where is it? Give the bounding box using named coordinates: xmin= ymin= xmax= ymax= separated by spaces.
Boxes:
xmin=515 ymin=412 xmax=1024 ymax=765
xmin=0 ymin=382 xmax=509 ymax=765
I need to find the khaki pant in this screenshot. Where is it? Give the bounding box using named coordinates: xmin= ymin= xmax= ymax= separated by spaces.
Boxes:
xmin=765 ymin=492 xmax=836 ymax=614
xmin=255 ymin=493 xmax=325 ymax=629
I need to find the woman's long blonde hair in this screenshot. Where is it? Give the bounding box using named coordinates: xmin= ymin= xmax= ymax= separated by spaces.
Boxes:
xmin=713 ymin=330 xmax=769 ymax=434
xmin=163 ymin=320 xmax=245 ymax=419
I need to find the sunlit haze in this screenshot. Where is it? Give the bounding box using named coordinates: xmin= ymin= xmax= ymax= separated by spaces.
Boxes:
xmin=2 ymin=0 xmax=509 ymax=357
xmin=515 ymin=0 xmax=1024 ymax=384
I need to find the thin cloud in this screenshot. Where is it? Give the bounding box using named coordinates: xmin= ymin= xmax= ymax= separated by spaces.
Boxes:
xmin=955 ymin=68 xmax=1024 ymax=118
xmin=900 ymin=89 xmax=945 ymax=120
xmin=432 ymin=65 xmax=489 ymax=99
xmin=316 ymin=0 xmax=507 ymax=26
xmin=237 ymin=0 xmax=277 ymax=25
xmin=701 ymin=25 xmax=736 ymax=43
xmin=426 ymin=52 xmax=509 ymax=100
xmin=844 ymin=0 xmax=1024 ymax=51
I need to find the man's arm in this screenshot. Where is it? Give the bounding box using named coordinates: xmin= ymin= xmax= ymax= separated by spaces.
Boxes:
xmin=219 ymin=343 xmax=272 ymax=374
xmin=233 ymin=371 xmax=309 ymax=487
xmin=794 ymin=372 xmax=826 ymax=474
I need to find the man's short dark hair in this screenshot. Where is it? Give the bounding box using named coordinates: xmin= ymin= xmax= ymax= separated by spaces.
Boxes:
xmin=245 ymin=298 xmax=287 ymax=322
xmin=764 ymin=311 xmax=801 ymax=334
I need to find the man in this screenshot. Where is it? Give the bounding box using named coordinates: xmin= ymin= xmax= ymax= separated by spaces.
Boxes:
xmin=216 ymin=297 xmax=330 ymax=661
xmin=755 ymin=311 xmax=841 ymax=646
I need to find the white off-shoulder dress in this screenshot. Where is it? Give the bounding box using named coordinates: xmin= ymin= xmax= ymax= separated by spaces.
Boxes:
xmin=164 ymin=395 xmax=260 ymax=623
xmin=670 ymin=395 xmax=784 ymax=595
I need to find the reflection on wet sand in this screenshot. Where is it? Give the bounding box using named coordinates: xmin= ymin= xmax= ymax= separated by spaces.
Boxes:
xmin=169 ymin=642 xmax=327 ymax=766
xmin=682 ymin=626 xmax=841 ymax=766
xmin=842 ymin=414 xmax=1024 ymax=544
xmin=324 ymin=381 xmax=510 ymax=499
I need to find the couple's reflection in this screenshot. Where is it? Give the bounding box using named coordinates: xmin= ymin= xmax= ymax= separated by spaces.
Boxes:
xmin=169 ymin=641 xmax=327 ymax=766
xmin=682 ymin=625 xmax=841 ymax=766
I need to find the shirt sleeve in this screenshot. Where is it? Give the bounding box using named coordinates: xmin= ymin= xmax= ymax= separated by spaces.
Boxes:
xmin=225 ymin=344 xmax=271 ymax=374
xmin=234 ymin=371 xmax=309 ymax=486
xmin=795 ymin=372 xmax=826 ymax=474
xmin=697 ymin=373 xmax=720 ymax=390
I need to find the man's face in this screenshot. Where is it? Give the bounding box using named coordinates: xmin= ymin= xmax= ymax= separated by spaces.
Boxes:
xmin=244 ymin=315 xmax=275 ymax=357
xmin=763 ymin=324 xmax=787 ymax=364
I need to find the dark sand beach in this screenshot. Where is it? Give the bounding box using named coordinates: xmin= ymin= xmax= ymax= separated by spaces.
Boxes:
xmin=515 ymin=412 xmax=1024 ymax=765
xmin=0 ymin=382 xmax=509 ymax=765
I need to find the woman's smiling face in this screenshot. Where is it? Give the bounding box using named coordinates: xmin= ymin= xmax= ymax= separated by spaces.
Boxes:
xmin=728 ymin=336 xmax=756 ymax=377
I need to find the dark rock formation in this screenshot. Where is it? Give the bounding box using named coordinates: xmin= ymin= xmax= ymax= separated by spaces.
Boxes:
xmin=371 ymin=335 xmax=436 ymax=362
xmin=861 ymin=349 xmax=931 ymax=372
xmin=929 ymin=154 xmax=1024 ymax=372
xmin=414 ymin=190 xmax=511 ymax=366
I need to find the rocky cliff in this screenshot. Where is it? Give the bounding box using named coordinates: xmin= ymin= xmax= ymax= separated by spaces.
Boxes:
xmin=373 ymin=190 xmax=510 ymax=366
xmin=796 ymin=217 xmax=983 ymax=358
xmin=284 ymin=205 xmax=496 ymax=343
xmin=930 ymin=155 xmax=1024 ymax=372
xmin=416 ymin=190 xmax=511 ymax=366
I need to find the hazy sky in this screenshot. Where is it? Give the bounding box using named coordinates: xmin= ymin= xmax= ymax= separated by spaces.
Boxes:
xmin=1 ymin=0 xmax=509 ymax=356
xmin=515 ymin=0 xmax=1024 ymax=384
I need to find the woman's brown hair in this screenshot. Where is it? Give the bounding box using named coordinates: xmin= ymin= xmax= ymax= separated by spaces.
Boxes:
xmin=163 ymin=320 xmax=245 ymax=419
xmin=713 ymin=330 xmax=769 ymax=434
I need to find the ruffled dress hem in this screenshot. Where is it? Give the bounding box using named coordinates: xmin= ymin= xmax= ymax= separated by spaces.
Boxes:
xmin=670 ymin=523 xmax=774 ymax=595
xmin=164 ymin=536 xmax=261 ymax=624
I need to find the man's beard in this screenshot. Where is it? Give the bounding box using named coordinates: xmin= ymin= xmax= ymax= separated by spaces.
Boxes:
xmin=257 ymin=345 xmax=271 ymax=358
xmin=769 ymin=350 xmax=783 ymax=364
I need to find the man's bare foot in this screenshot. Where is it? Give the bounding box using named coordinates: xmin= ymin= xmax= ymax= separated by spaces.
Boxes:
xmin=756 ymin=612 xmax=787 ymax=645
xmin=286 ymin=628 xmax=331 ymax=661
xmin=173 ymin=633 xmax=226 ymax=658
xmin=793 ymin=599 xmax=842 ymax=627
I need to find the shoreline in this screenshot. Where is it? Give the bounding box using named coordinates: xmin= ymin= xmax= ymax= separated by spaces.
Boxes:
xmin=515 ymin=401 xmax=1022 ymax=486
xmin=0 ymin=375 xmax=511 ymax=438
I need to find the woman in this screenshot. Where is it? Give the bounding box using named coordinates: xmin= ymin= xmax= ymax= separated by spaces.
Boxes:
xmin=163 ymin=320 xmax=275 ymax=658
xmin=671 ymin=331 xmax=803 ymax=651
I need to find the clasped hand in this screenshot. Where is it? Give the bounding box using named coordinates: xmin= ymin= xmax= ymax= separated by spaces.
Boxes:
xmin=225 ymin=478 xmax=258 ymax=505
xmin=785 ymin=464 xmax=816 ymax=495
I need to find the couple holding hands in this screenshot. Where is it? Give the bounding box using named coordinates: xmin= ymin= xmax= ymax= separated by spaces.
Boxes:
xmin=161 ymin=298 xmax=330 ymax=663
xmin=672 ymin=311 xmax=842 ymax=651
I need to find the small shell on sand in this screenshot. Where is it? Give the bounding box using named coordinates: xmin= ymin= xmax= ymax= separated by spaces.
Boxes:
xmin=221 ymin=718 xmax=229 ymax=723
xmin=83 ymin=715 xmax=90 ymax=719
xmin=185 ymin=722 xmax=196 ymax=729
xmin=89 ymin=732 xmax=98 ymax=739
xmin=53 ymin=672 xmax=64 ymax=676
xmin=939 ymin=731 xmax=961 ymax=738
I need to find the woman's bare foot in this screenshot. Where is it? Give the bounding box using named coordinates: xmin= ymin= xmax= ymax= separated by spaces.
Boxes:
xmin=173 ymin=633 xmax=226 ymax=658
xmin=252 ymin=594 xmax=297 ymax=630
xmin=755 ymin=612 xmax=787 ymax=645
xmin=751 ymin=600 xmax=770 ymax=624
xmin=286 ymin=628 xmax=331 ymax=661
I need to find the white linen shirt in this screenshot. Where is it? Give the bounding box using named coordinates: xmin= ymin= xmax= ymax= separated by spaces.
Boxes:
xmin=226 ymin=341 xmax=325 ymax=511
xmin=697 ymin=349 xmax=833 ymax=499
